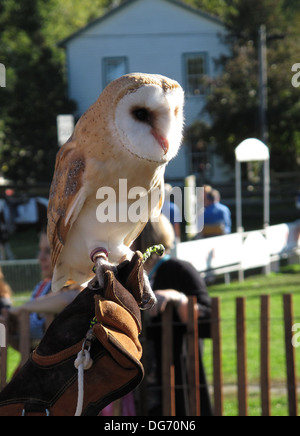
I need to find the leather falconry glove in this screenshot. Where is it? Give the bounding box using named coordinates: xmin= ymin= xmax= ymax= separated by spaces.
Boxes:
xmin=0 ymin=251 xmax=147 ymax=416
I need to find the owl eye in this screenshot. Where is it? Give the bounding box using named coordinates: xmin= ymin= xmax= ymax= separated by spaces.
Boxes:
xmin=132 ymin=107 xmax=151 ymax=124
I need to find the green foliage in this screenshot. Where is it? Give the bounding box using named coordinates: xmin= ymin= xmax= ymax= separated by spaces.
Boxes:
xmin=183 ymin=0 xmax=230 ymax=20
xmin=0 ymin=0 xmax=127 ymax=185
xmin=186 ymin=0 xmax=300 ymax=174
xmin=1 ymin=0 xmax=300 ymax=183
xmin=39 ymin=0 xmax=113 ymax=52
xmin=0 ymin=0 xmax=75 ymax=184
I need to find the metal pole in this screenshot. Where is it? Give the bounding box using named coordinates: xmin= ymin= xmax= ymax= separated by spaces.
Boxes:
xmin=263 ymin=158 xmax=271 ymax=275
xmin=258 ymin=25 xmax=268 ymax=145
xmin=235 ymin=160 xmax=243 ymax=233
xmin=263 ymin=159 xmax=270 ymax=229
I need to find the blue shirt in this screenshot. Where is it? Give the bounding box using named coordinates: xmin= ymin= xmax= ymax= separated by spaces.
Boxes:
xmin=162 ymin=201 xmax=181 ymax=225
xmin=204 ymin=202 xmax=232 ymax=234
xmin=29 ymin=279 xmax=52 ymax=340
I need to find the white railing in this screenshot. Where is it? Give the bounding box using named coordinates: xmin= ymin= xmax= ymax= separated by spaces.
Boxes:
xmin=175 ymin=221 xmax=300 ymax=282
xmin=0 ymin=259 xmax=40 ymax=293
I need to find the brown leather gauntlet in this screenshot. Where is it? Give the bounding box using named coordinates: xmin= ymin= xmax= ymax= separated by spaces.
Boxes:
xmin=0 ymin=252 xmax=146 ymax=416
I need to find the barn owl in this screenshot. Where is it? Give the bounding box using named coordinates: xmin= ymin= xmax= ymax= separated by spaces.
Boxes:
xmin=47 ymin=73 xmax=184 ymax=307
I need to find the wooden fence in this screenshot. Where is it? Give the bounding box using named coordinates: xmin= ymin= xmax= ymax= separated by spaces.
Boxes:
xmin=0 ymin=296 xmax=299 ymax=416
xmin=157 ymin=295 xmax=299 ymax=417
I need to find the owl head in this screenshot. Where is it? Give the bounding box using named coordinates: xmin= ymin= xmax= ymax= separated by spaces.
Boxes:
xmin=73 ymin=73 xmax=184 ymax=167
xmin=101 ymin=73 xmax=185 ymax=164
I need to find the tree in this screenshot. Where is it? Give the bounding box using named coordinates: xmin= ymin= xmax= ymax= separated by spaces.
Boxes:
xmin=0 ymin=0 xmax=130 ymax=184
xmin=186 ymin=0 xmax=300 ymax=175
xmin=183 ymin=0 xmax=230 ymax=20
xmin=0 ymin=0 xmax=75 ymax=184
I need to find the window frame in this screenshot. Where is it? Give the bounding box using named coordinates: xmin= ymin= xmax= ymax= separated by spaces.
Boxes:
xmin=102 ymin=56 xmax=129 ymax=88
xmin=183 ymin=52 xmax=209 ymax=97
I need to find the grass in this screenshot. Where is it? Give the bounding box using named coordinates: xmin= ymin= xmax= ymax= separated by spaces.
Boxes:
xmin=217 ymin=392 xmax=299 ymax=417
xmin=203 ymin=264 xmax=300 ymax=416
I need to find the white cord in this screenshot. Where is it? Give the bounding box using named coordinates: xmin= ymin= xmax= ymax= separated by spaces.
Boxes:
xmin=74 ymin=349 xmax=93 ymax=416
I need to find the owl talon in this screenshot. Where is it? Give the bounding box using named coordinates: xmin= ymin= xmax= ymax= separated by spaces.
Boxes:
xmin=140 ymin=270 xmax=157 ymax=310
xmin=91 ymin=249 xmax=110 ymax=289
xmin=94 ymin=260 xmax=107 ymax=289
xmin=140 ymin=293 xmax=157 ymax=311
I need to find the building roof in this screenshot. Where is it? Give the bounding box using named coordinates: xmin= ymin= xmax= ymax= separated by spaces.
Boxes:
xmin=58 ymin=0 xmax=223 ymax=47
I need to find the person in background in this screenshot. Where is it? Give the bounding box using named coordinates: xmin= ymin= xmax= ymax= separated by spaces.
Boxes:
xmin=161 ymin=183 xmax=181 ymax=242
xmin=8 ymin=230 xmax=82 ymax=351
xmin=28 ymin=230 xmax=53 ymax=341
xmin=199 ymin=185 xmax=232 ymax=238
xmin=0 ymin=267 xmax=12 ymax=312
xmin=135 ymin=214 xmax=213 ymax=416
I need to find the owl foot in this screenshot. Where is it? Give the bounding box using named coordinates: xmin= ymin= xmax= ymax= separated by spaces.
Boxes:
xmin=140 ymin=271 xmax=157 ymax=310
xmin=91 ymin=248 xmax=115 ymax=290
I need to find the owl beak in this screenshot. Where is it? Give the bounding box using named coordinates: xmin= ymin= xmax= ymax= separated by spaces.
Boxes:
xmin=151 ymin=130 xmax=169 ymax=155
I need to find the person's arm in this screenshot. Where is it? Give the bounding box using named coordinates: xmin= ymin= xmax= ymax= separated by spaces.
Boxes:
xmin=9 ymin=290 xmax=80 ymax=316
xmin=150 ymin=260 xmax=211 ymax=323
xmin=149 ymin=289 xmax=204 ymax=323
xmin=223 ymin=207 xmax=232 ymax=234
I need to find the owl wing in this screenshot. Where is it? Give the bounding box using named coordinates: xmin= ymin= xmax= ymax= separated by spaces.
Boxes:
xmin=123 ymin=178 xmax=165 ymax=248
xmin=47 ymin=141 xmax=86 ymax=268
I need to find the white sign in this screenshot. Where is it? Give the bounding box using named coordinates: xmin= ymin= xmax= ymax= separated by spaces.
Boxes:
xmin=235 ymin=138 xmax=269 ymax=162
xmin=57 ymin=115 xmax=75 ymax=147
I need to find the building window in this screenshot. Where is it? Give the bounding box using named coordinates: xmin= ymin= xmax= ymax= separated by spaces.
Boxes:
xmin=183 ymin=53 xmax=208 ymax=96
xmin=102 ymin=57 xmax=128 ymax=88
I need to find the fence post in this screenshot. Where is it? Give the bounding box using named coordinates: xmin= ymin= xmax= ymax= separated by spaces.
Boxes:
xmin=260 ymin=295 xmax=271 ymax=416
xmin=0 ymin=311 xmax=8 ymax=391
xmin=186 ymin=296 xmax=201 ymax=416
xmin=283 ymin=294 xmax=298 ymax=417
xmin=236 ymin=297 xmax=248 ymax=416
xmin=211 ymin=297 xmax=223 ymax=416
xmin=162 ymin=303 xmax=176 ymax=416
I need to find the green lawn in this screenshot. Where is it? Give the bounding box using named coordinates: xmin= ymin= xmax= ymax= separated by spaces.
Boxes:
xmin=204 ymin=264 xmax=300 ymax=416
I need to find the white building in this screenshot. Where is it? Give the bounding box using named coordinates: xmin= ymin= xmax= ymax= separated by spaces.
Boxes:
xmin=59 ymin=0 xmax=230 ymax=182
